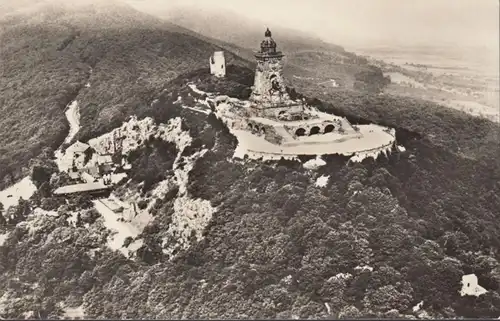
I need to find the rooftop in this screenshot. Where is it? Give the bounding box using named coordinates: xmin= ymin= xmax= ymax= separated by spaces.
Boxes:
xmin=53 ymin=182 xmax=110 ymax=195
xmin=66 ymin=141 xmax=91 ymax=153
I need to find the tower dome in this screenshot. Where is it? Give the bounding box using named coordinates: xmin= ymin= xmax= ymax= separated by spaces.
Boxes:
xmin=260 ymin=28 xmax=277 ymax=54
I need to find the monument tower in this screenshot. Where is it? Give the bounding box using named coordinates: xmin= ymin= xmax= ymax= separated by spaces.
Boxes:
xmin=210 ymin=28 xmax=396 ymax=161
xmin=250 ymin=28 xmax=291 ymax=106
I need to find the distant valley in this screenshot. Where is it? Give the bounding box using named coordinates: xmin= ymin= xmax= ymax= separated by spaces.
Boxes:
xmin=349 ymin=43 xmax=500 ymax=122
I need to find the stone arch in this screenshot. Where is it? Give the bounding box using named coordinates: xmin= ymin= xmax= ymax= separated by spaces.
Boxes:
xmin=310 ymin=126 xmax=320 ymax=136
xmin=254 ymin=125 xmax=260 ymax=133
xmin=261 ymin=127 xmax=266 ymax=134
xmin=324 ymin=124 xmax=335 ymax=133
xmin=248 ymin=123 xmax=253 ymax=130
xmin=295 ymin=128 xmax=306 ymax=137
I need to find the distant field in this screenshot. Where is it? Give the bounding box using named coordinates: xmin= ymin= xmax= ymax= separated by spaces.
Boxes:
xmin=349 ymin=44 xmax=499 ymax=122
xmin=350 ymin=44 xmax=498 ymax=75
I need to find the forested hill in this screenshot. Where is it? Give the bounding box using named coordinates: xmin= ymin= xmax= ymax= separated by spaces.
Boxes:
xmin=1 ymin=1 xmax=499 ymax=318
xmin=0 ymin=0 xmax=389 ymax=190
xmin=136 ymin=4 xmax=386 ymax=89
xmin=0 ymin=0 xmax=251 ymax=190
xmin=0 ymin=65 xmax=499 ymax=319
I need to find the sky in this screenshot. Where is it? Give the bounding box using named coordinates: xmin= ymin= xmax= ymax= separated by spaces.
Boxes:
xmin=125 ymin=0 xmax=499 ymax=49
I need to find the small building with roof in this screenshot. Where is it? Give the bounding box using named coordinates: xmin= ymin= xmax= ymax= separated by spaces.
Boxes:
xmin=66 ymin=141 xmax=91 ymax=156
xmin=65 ymin=141 xmax=92 ymax=170
xmin=53 ymin=182 xmax=111 ymax=197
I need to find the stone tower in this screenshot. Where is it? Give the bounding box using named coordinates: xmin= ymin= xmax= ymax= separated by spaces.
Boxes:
xmin=250 ymin=28 xmax=290 ymax=105
xmin=210 ymin=51 xmax=226 ymax=78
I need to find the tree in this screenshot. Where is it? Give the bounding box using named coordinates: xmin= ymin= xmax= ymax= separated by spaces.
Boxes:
xmin=439 ymin=230 xmax=472 ymax=257
xmin=40 ymin=197 xmax=62 ymax=212
xmin=49 ymin=172 xmax=73 ymax=189
xmin=29 ymin=149 xmax=58 ymax=188
xmin=75 ymin=212 xmax=83 ymax=228
xmin=338 ymin=305 xmax=363 ymax=319
xmin=136 ymin=236 xmax=163 ymax=265
xmin=0 ymin=202 xmax=6 ymax=226
xmin=84 ymin=147 xmax=95 ymax=165
xmin=31 ymin=164 xmax=55 ymax=188
xmin=363 ymin=284 xmax=414 ymax=313
xmin=123 ymin=236 xmax=134 ymax=248
xmin=71 ymin=194 xmax=93 ymax=210
xmin=38 ymin=181 xmax=52 ymax=198
xmin=112 ymin=149 xmax=124 ymax=167
xmin=14 ymin=197 xmax=30 ymax=222
xmin=318 ymin=273 xmax=350 ymax=314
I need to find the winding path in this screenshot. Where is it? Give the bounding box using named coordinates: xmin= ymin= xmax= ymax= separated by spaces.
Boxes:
xmin=63 ymin=100 xmax=80 ymax=145
xmin=54 ymin=99 xmax=81 ymax=172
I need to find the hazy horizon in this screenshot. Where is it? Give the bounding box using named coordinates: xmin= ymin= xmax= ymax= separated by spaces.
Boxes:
xmin=124 ymin=0 xmax=499 ymax=50
xmin=1 ymin=0 xmax=498 ymax=74
xmin=3 ymin=0 xmax=498 ymax=51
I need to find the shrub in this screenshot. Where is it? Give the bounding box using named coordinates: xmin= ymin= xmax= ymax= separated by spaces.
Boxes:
xmin=137 ymin=200 xmax=148 ymax=210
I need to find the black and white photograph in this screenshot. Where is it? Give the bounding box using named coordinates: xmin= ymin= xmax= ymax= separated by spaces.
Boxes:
xmin=0 ymin=0 xmax=499 ymax=319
